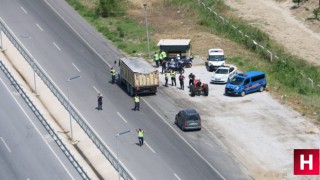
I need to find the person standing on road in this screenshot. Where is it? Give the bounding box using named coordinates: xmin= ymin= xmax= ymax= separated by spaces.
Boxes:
xmin=97 ymin=93 xmax=103 ymax=110
xmin=132 ymin=94 xmax=140 ymax=111
xmin=161 ymin=60 xmax=167 ymax=74
xmin=110 ymin=67 xmax=116 ymax=84
xmin=154 ymin=52 xmax=160 ymax=68
xmin=136 ymin=128 xmax=145 ymax=146
xmin=171 ymin=70 xmax=176 ymax=86
xmin=165 ymin=71 xmax=170 ymax=87
xmin=159 ymin=51 xmax=163 ymax=65
xmin=188 ymin=73 xmax=195 ymax=86
xmin=179 ymin=73 xmax=185 ymax=90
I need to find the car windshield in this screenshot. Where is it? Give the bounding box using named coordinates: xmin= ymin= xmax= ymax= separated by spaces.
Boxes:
xmin=208 ymin=55 xmax=224 ymax=61
xmin=215 ymin=69 xmax=228 ymax=74
xmin=187 ymin=114 xmax=200 ymax=121
xmin=229 ymin=76 xmax=244 ymax=85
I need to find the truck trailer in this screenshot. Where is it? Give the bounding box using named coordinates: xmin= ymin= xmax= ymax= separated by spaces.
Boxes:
xmin=119 ymin=57 xmax=159 ymax=96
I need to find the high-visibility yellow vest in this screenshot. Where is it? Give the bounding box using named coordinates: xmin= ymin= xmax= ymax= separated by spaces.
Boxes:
xmin=159 ymin=53 xmax=163 ymax=60
xmin=161 ymin=51 xmax=167 ymax=58
xmin=134 ymin=96 xmax=140 ymax=103
xmin=171 ymin=71 xmax=176 ymax=77
xmin=138 ymin=130 xmax=144 ymax=137
xmin=165 ymin=72 xmax=170 ymax=78
xmin=154 ymin=53 xmax=159 ymax=61
xmin=111 ymin=69 xmax=116 ymax=76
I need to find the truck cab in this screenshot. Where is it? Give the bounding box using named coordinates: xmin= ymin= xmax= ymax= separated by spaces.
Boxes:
xmin=207 ymin=48 xmax=225 ymax=72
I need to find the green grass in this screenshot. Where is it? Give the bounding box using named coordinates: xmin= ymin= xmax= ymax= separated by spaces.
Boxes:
xmin=65 ymin=0 xmax=320 ymax=120
xmin=65 ymin=0 xmax=158 ymax=57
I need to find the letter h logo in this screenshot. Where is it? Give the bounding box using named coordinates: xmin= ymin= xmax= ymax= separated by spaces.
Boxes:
xmin=294 ymin=149 xmax=320 ymax=175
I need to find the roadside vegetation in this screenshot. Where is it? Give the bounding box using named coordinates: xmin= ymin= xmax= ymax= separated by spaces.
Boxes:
xmin=66 ymin=0 xmax=320 ymax=121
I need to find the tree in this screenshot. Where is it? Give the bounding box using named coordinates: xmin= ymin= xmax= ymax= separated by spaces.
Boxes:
xmin=96 ymin=0 xmax=122 ymax=17
xmin=313 ymin=7 xmax=320 ymax=20
xmin=292 ymin=0 xmax=302 ymax=7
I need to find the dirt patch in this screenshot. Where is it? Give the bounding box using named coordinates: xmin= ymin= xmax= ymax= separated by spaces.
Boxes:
xmin=224 ymin=0 xmax=320 ymax=66
xmin=127 ymin=0 xmax=258 ymax=61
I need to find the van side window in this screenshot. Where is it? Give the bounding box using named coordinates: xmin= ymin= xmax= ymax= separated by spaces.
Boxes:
xmin=251 ymin=74 xmax=265 ymax=82
xmin=244 ymin=79 xmax=250 ymax=85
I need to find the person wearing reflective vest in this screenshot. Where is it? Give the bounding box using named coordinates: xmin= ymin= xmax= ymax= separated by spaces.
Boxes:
xmin=161 ymin=50 xmax=167 ymax=62
xmin=136 ymin=128 xmax=144 ymax=146
xmin=132 ymin=94 xmax=140 ymax=111
xmin=110 ymin=67 xmax=116 ymax=84
xmin=159 ymin=51 xmax=163 ymax=65
xmin=171 ymin=70 xmax=176 ymax=86
xmin=154 ymin=52 xmax=160 ymax=67
xmin=165 ymin=71 xmax=170 ymax=87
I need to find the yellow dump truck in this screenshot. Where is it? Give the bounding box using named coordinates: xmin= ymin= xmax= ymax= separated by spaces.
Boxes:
xmin=119 ymin=57 xmax=159 ymax=96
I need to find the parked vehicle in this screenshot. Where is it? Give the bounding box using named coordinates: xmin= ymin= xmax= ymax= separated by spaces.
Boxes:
xmin=175 ymin=109 xmax=201 ymax=131
xmin=211 ymin=65 xmax=237 ymax=84
xmin=207 ymin=48 xmax=226 ymax=72
xmin=225 ymin=71 xmax=266 ymax=97
xmin=190 ymin=79 xmax=209 ymax=97
xmin=167 ymin=56 xmax=193 ymax=73
xmin=119 ymin=57 xmax=159 ymax=96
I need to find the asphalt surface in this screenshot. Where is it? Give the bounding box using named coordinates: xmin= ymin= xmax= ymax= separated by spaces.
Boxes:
xmin=0 ymin=0 xmax=250 ymax=179
xmin=0 ymin=68 xmax=82 ymax=179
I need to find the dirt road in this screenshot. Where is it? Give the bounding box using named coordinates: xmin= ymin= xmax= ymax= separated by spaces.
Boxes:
xmin=225 ymin=0 xmax=320 ymax=66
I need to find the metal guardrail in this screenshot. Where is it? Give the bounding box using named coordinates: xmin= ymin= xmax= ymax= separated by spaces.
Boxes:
xmin=0 ymin=61 xmax=90 ymax=179
xmin=0 ymin=18 xmax=133 ymax=180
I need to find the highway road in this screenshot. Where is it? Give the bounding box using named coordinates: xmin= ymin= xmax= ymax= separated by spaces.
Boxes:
xmin=0 ymin=0 xmax=250 ymax=179
xmin=0 ymin=68 xmax=82 ymax=179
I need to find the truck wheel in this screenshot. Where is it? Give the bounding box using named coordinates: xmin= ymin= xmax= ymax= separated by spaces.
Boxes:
xmin=240 ymin=91 xmax=246 ymax=97
xmin=180 ymin=69 xmax=185 ymax=74
xmin=187 ymin=63 xmax=192 ymax=68
xmin=126 ymin=83 xmax=130 ymax=94
xmin=259 ymin=86 xmax=264 ymax=92
xmin=190 ymin=86 xmax=196 ymax=97
xmin=204 ymin=84 xmax=209 ymax=96
xmin=129 ymin=85 xmax=134 ymax=96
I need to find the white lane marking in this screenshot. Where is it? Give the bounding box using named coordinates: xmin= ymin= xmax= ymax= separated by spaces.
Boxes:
xmin=93 ymin=86 xmax=99 ymax=93
xmin=0 ymin=137 xmax=11 ymax=153
xmin=144 ymin=141 xmax=156 ymax=154
xmin=174 ymin=173 xmax=181 ymax=180
xmin=36 ymin=23 xmax=44 ymax=31
xmin=0 ymin=77 xmax=75 ymax=180
xmin=52 ymin=42 xmax=61 ymax=51
xmin=117 ymin=112 xmax=127 ymax=123
xmin=43 ymin=0 xmax=111 ymax=68
xmin=20 ymin=6 xmax=27 ymax=14
xmin=142 ymin=99 xmax=226 ymax=180
xmin=72 ymin=63 xmax=81 ymax=72
xmin=205 ymin=142 xmax=213 ymax=148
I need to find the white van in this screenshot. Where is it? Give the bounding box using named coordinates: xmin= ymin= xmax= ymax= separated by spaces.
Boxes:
xmin=207 ymin=48 xmax=226 ymax=72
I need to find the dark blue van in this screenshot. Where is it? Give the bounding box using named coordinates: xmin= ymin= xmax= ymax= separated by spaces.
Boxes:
xmin=225 ymin=71 xmax=266 ymax=97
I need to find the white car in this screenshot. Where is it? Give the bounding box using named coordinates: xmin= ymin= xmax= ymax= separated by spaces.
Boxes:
xmin=211 ymin=65 xmax=237 ymax=84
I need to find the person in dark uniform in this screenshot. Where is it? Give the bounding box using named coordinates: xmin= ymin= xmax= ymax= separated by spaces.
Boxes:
xmin=165 ymin=71 xmax=170 ymax=87
xmin=97 ymin=93 xmax=103 ymax=110
xmin=161 ymin=60 xmax=167 ymax=74
xmin=179 ymin=73 xmax=185 ymax=90
xmin=188 ymin=73 xmax=195 ymax=86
